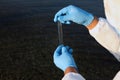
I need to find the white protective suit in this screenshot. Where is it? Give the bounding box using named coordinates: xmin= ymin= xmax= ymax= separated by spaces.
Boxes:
xmin=62 ymin=0 xmax=120 ymax=80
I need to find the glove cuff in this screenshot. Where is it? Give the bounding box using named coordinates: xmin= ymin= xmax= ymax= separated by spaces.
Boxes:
xmin=64 ymin=67 xmax=78 ymax=74
xmin=86 ymin=16 xmax=98 ymax=30
xmin=83 ymin=13 xmax=94 ymax=26
xmin=63 ymin=62 xmax=78 ymax=71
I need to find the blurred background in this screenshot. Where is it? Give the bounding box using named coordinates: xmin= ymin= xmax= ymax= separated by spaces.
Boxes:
xmin=0 ymin=0 xmax=119 ymax=80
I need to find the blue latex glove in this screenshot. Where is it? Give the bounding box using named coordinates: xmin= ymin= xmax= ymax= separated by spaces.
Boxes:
xmin=53 ymin=45 xmax=77 ymax=71
xmin=54 ymin=5 xmax=94 ymax=26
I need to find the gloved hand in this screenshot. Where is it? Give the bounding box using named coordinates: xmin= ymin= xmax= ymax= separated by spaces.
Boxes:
xmin=53 ymin=45 xmax=77 ymax=71
xmin=54 ymin=5 xmax=94 ymax=26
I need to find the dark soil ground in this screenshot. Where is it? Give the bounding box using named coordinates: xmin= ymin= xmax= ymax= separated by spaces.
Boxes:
xmin=0 ymin=0 xmax=119 ymax=80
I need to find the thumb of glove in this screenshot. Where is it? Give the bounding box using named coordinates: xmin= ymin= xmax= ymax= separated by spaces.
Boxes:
xmin=62 ymin=47 xmax=68 ymax=54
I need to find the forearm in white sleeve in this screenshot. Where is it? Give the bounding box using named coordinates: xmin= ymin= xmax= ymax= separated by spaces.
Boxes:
xmin=89 ymin=17 xmax=120 ymax=62
xmin=113 ymin=71 xmax=120 ymax=80
xmin=62 ymin=72 xmax=85 ymax=80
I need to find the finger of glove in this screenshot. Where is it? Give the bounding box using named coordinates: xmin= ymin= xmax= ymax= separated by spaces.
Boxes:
xmin=65 ymin=46 xmax=70 ymax=50
xmin=69 ymin=49 xmax=73 ymax=54
xmin=62 ymin=46 xmax=69 ymax=55
xmin=66 ymin=21 xmax=71 ymax=24
xmin=65 ymin=46 xmax=73 ymax=54
xmin=54 ymin=7 xmax=68 ymax=22
xmin=57 ymin=14 xmax=71 ymax=24
xmin=54 ymin=45 xmax=63 ymax=58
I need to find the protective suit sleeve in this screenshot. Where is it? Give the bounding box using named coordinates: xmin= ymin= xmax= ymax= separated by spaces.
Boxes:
xmin=113 ymin=71 xmax=120 ymax=80
xmin=89 ymin=17 xmax=120 ymax=62
xmin=62 ymin=72 xmax=85 ymax=80
xmin=61 ymin=71 xmax=120 ymax=80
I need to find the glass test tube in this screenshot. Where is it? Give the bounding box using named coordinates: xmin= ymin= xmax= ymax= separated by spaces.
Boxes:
xmin=57 ymin=21 xmax=63 ymax=45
